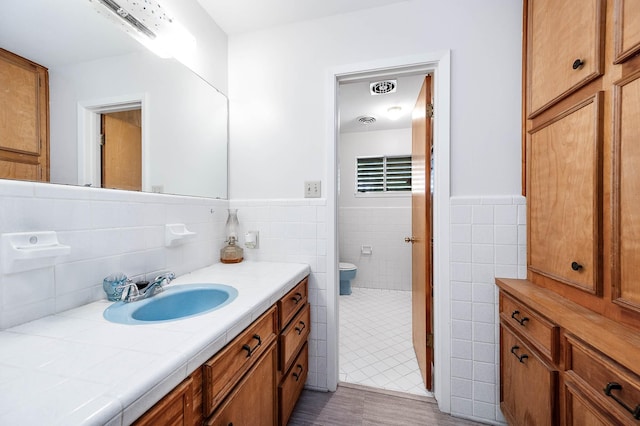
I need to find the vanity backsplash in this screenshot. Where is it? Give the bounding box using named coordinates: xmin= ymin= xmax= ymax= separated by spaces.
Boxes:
xmin=0 ymin=180 xmax=228 ymax=329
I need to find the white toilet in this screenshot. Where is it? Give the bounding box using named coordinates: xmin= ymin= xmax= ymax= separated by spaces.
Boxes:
xmin=339 ymin=262 xmax=357 ymax=295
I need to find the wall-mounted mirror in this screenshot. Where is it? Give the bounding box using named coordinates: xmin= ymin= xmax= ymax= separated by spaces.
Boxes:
xmin=0 ymin=0 xmax=228 ymax=199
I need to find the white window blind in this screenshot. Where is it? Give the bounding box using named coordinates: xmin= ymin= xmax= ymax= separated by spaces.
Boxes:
xmin=356 ymin=155 xmax=412 ymax=193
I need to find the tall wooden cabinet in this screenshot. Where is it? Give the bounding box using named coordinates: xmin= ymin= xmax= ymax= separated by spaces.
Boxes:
xmin=0 ymin=48 xmax=49 ymax=182
xmin=500 ymin=0 xmax=640 ymax=424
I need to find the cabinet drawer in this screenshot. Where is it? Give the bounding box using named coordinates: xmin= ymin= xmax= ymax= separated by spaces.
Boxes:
xmin=203 ymin=306 xmax=277 ymax=417
xmin=565 ymin=334 xmax=640 ymax=424
xmin=500 ymin=326 xmax=558 ymax=426
xmin=500 ymin=292 xmax=559 ymax=362
xmin=278 ymin=343 xmax=308 ymax=426
xmin=133 ymin=375 xmax=195 ymax=426
xmin=206 ymin=343 xmax=277 ymax=426
xmin=279 ymin=303 xmax=310 ymax=373
xmin=278 ymin=277 xmax=308 ymax=330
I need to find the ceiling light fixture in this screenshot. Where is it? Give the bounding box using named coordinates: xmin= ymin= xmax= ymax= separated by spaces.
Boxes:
xmin=90 ymin=0 xmax=196 ymax=59
xmin=387 ymin=106 xmax=402 ymax=120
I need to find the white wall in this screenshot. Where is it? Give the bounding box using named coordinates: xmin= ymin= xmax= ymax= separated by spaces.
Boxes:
xmin=228 ymin=0 xmax=522 ymax=199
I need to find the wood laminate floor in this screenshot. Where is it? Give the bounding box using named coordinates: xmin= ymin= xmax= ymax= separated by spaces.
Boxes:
xmin=288 ymin=384 xmax=483 ymax=426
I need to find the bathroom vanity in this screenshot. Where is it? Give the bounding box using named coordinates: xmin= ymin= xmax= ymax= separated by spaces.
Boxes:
xmin=0 ymin=261 xmax=310 ymax=425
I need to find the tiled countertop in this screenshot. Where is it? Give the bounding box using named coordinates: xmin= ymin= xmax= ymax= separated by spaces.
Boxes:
xmin=0 ymin=261 xmax=310 ymax=425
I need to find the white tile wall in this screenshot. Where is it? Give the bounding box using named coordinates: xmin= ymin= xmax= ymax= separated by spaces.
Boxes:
xmin=0 ymin=180 xmax=228 ymax=330
xmin=338 ymin=207 xmax=412 ymax=291
xmin=449 ymin=195 xmax=526 ymax=424
xmin=228 ymin=199 xmax=327 ymax=390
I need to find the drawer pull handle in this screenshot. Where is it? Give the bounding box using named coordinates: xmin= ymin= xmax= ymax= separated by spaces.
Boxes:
xmin=572 ymin=58 xmax=584 ymax=70
xmin=242 ymin=334 xmax=262 ymax=358
xmin=510 ymin=345 xmax=529 ymax=363
xmin=603 ymin=382 xmax=640 ymax=419
xmin=571 ymin=261 xmax=583 ymax=271
xmin=510 ymin=310 xmax=529 ymax=326
xmin=292 ymin=292 xmax=303 ymax=304
xmin=295 ymin=321 xmax=306 ymax=335
xmin=292 ymin=364 xmax=304 ymax=381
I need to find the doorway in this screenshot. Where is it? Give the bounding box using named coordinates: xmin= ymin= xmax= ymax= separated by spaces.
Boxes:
xmin=77 ymin=95 xmax=146 ymax=189
xmin=326 ymin=51 xmax=451 ymax=410
xmin=336 ymin=71 xmax=432 ymax=397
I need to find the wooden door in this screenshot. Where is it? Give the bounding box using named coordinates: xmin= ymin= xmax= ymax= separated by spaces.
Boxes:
xmin=101 ymin=109 xmax=142 ymax=190
xmin=0 ymin=48 xmax=49 ymax=182
xmin=527 ymin=0 xmax=604 ymax=116
xmin=500 ymin=326 xmax=558 ymax=425
xmin=528 ymin=94 xmax=602 ymax=295
xmin=411 ymin=75 xmax=433 ymax=391
xmin=614 ymin=71 xmax=640 ymax=313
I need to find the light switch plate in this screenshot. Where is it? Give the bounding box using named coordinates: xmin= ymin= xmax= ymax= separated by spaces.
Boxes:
xmin=304 ymin=181 xmax=321 ymax=198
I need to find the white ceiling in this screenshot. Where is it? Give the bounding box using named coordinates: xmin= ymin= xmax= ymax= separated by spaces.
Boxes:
xmin=339 ymin=74 xmax=427 ymax=133
xmin=195 ymin=0 xmax=409 ymax=35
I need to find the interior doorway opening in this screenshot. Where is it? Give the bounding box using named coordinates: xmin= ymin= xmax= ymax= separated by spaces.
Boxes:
xmin=327 ymin=51 xmax=451 ymax=412
xmin=336 ymin=68 xmax=434 ymax=397
xmin=77 ymin=95 xmax=146 ymax=189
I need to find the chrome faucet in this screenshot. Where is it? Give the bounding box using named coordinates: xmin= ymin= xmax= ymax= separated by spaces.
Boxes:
xmin=120 ymin=271 xmax=175 ymax=302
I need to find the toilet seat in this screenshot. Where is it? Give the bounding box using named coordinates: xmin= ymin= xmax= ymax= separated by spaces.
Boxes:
xmin=339 ymin=262 xmax=356 ymax=271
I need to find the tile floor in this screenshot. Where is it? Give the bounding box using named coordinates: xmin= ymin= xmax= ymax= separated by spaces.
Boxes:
xmin=339 ymin=287 xmax=432 ymax=397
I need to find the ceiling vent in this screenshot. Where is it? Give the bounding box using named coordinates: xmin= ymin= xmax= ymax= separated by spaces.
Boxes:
xmin=370 ymin=80 xmax=397 ymax=95
xmin=357 ymin=116 xmax=377 ymax=125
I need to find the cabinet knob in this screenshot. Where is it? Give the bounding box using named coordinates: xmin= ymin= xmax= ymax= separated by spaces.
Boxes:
xmin=571 ymin=261 xmax=583 ymax=271
xmin=572 ymin=59 xmax=584 ymax=69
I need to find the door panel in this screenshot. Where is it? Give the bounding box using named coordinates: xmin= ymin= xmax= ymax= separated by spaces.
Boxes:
xmin=102 ymin=109 xmax=142 ymax=191
xmin=411 ymin=75 xmax=433 ymax=391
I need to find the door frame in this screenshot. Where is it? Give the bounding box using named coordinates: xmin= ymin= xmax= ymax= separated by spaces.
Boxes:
xmin=77 ymin=93 xmax=148 ymax=189
xmin=325 ymin=51 xmax=451 ymax=412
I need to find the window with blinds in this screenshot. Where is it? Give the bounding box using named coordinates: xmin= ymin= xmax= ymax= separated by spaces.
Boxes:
xmin=356 ymin=155 xmax=412 ymax=193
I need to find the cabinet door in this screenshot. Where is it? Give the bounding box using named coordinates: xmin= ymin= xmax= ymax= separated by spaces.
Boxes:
xmin=0 ymin=48 xmax=49 ymax=182
xmin=206 ymin=343 xmax=277 ymax=426
xmin=565 ymin=382 xmax=611 ymax=426
xmin=614 ymin=0 xmax=640 ymax=63
xmin=528 ymin=93 xmax=602 ymax=294
xmin=614 ymin=71 xmax=640 ymax=313
xmin=500 ymin=326 xmax=558 ymax=426
xmin=527 ymin=0 xmax=604 ymax=116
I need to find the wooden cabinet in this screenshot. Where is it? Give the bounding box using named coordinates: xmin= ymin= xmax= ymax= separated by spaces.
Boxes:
xmin=277 ymin=278 xmax=310 ymax=426
xmin=504 ymin=0 xmax=640 ymax=423
xmin=528 ymin=93 xmax=603 ymax=295
xmin=526 ymin=0 xmax=605 ymax=116
xmin=206 ymin=344 xmax=277 ymax=426
xmin=133 ymin=369 xmax=201 ymax=426
xmin=0 ymin=48 xmax=49 ymax=182
xmin=203 ymin=306 xmax=278 ymax=417
xmin=500 ymin=325 xmax=558 ymax=425
xmin=498 ymin=279 xmax=640 ymax=425
xmin=613 ymin=69 xmax=640 ymax=312
xmin=523 ymin=0 xmax=640 ymax=322
xmin=134 ymin=276 xmax=309 ymax=426
xmin=614 ymin=0 xmax=640 ymax=64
